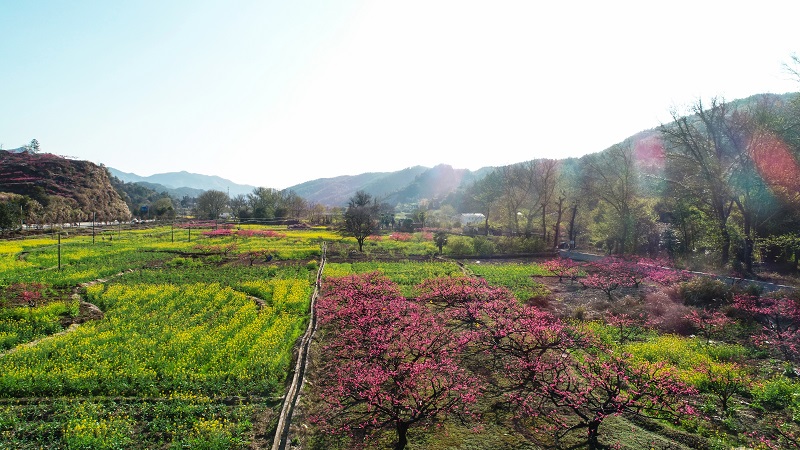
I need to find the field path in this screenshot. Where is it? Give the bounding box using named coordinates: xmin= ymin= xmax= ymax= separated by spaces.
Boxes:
xmin=268 ymin=243 xmax=326 ymax=450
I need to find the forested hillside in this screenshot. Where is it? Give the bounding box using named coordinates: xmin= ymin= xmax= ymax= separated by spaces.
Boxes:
xmin=450 ymin=92 xmax=800 ymax=272
xmin=0 ymin=150 xmax=130 ymax=231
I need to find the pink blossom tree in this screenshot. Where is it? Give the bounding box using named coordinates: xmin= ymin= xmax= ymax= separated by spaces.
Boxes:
xmin=544 ymin=352 xmax=697 ymax=450
xmin=313 ymin=273 xmax=482 ymax=450
xmin=734 ymin=291 xmax=800 ymax=366
xmin=540 ymin=258 xmax=579 ymax=283
xmin=483 ymin=306 xmax=696 ymax=449
xmin=683 ymin=309 xmax=734 ymax=345
xmin=413 ymin=276 xmax=515 ymax=330
xmin=605 ymin=312 xmax=648 ymax=344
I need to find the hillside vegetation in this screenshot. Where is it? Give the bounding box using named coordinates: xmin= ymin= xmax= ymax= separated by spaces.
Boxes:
xmin=0 ymin=150 xmax=130 ymax=230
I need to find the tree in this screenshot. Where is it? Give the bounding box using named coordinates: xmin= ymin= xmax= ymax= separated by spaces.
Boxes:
xmin=27 ymin=139 xmax=40 ymax=153
xmin=540 ymin=257 xmax=579 ymax=283
xmin=195 ymin=190 xmax=229 ymax=220
xmin=248 ymin=187 xmax=280 ymax=219
xmin=581 ymin=140 xmax=641 ymax=254
xmin=229 ymin=194 xmax=251 ymax=219
xmin=483 ymin=304 xmax=696 ymax=450
xmin=661 ymin=99 xmax=747 ymax=265
xmin=281 ymin=189 xmax=308 ymax=218
xmin=535 ymin=351 xmax=697 ymax=450
xmin=466 ymin=171 xmax=503 ymax=236
xmin=313 ymin=273 xmax=481 ymax=450
xmin=0 ymin=198 xmax=23 ymax=233
xmin=151 ymin=197 xmax=175 ymax=219
xmin=433 ymin=231 xmax=448 ymax=254
xmin=734 ymin=291 xmax=800 ymax=367
xmin=343 ymin=190 xmax=378 ymax=252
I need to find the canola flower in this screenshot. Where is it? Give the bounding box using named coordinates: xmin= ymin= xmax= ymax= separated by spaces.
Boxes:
xmin=0 ymin=280 xmax=312 ymax=398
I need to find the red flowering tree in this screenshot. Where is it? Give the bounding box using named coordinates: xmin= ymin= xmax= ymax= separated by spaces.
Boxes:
xmin=683 ymin=309 xmax=734 ymax=345
xmin=482 ymin=305 xmax=697 ymax=449
xmin=605 ymin=312 xmax=648 ymax=344
xmin=536 ymin=351 xmax=698 ymax=450
xmin=540 ymin=258 xmax=579 ymax=283
xmin=580 ymin=261 xmax=638 ymax=300
xmin=413 ymin=276 xmax=515 ymax=330
xmin=734 ymin=291 xmax=800 ymax=366
xmin=313 ymin=273 xmax=481 ymax=450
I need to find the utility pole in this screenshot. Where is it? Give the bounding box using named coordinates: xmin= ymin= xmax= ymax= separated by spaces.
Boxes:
xmin=92 ymin=212 xmax=96 ymax=244
xmin=57 ymin=232 xmax=61 ymax=271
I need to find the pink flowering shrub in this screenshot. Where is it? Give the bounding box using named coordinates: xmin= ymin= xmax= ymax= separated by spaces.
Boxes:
xmin=734 ymin=291 xmax=800 ymax=364
xmin=236 ymin=229 xmax=286 ymax=238
xmin=202 ymin=229 xmax=234 ymax=237
xmin=683 ymin=309 xmax=734 ymax=344
xmin=540 ymin=258 xmax=579 ymax=283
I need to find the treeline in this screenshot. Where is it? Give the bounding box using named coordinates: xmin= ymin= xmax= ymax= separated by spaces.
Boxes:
xmin=445 ymin=93 xmax=800 ymax=272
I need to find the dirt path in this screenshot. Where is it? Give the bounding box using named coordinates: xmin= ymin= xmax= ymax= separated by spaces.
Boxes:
xmin=255 ymin=244 xmax=326 ymax=450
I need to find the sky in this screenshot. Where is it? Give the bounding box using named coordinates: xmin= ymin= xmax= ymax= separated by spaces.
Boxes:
xmin=2 ymin=1 xmax=799 ymax=190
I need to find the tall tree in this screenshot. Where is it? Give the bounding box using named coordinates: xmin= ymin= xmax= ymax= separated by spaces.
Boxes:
xmin=248 ymin=187 xmax=281 ymax=219
xmin=195 ymin=189 xmax=229 ymax=220
xmin=467 ymin=171 xmax=503 ymax=236
xmin=661 ymin=98 xmax=750 ymax=266
xmin=581 ymin=140 xmax=641 ymax=254
xmin=229 ymin=194 xmax=252 ymax=219
xmin=343 ymin=190 xmax=379 ymax=252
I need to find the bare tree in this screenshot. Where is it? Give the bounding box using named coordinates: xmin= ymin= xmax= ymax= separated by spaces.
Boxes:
xmin=581 ymin=140 xmax=640 ymax=254
xmin=661 ymin=99 xmax=747 ymax=265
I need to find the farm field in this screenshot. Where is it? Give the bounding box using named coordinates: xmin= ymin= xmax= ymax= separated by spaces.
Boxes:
xmin=0 ymin=224 xmax=333 ymax=449
xmin=2 ymin=225 xmax=800 ymax=449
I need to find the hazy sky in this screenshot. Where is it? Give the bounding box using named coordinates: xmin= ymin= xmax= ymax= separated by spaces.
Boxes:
xmin=2 ymin=1 xmax=798 ymax=189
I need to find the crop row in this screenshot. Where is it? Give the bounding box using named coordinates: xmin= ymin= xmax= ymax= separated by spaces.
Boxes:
xmin=0 ymin=280 xmax=311 ymax=398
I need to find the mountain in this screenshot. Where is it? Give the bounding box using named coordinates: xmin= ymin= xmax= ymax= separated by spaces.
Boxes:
xmin=0 ymin=151 xmax=131 ymax=220
xmin=107 ymin=168 xmax=256 ymax=197
xmin=286 ymin=164 xmax=498 ymax=207
xmin=287 ymin=166 xmax=428 ymax=206
xmin=133 ymin=182 xmax=204 ymax=200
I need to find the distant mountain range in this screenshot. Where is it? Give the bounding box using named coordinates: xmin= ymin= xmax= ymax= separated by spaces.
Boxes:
xmin=286 ymin=165 xmax=493 ymax=207
xmin=108 ymin=164 xmax=496 ymax=207
xmin=107 ymin=168 xmax=257 ymax=198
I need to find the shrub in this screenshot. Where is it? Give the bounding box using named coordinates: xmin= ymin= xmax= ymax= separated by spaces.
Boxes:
xmin=645 ymin=291 xmax=694 ymax=335
xmin=446 ymin=236 xmax=474 ymax=256
xmin=752 ymin=377 xmax=800 ymax=410
xmin=678 ymin=276 xmax=732 ymax=308
xmin=472 ymin=236 xmax=495 ymax=256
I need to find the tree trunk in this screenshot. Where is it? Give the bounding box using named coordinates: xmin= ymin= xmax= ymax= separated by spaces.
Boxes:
xmin=720 ymin=222 xmax=730 ymax=266
xmin=541 ymin=203 xmax=547 ymax=244
xmin=395 ymin=422 xmax=409 ymax=450
xmin=587 ymin=420 xmax=601 ymax=450
xmin=553 ymin=196 xmax=565 ymax=249
xmin=568 ymin=201 xmax=578 ymax=249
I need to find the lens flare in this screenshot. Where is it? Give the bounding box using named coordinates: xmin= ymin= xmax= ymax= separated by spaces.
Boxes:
xmin=749 ymin=131 xmax=800 ymax=207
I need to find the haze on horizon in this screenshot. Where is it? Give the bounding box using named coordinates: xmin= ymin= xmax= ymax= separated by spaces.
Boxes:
xmin=1 ymin=1 xmax=798 ymax=190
